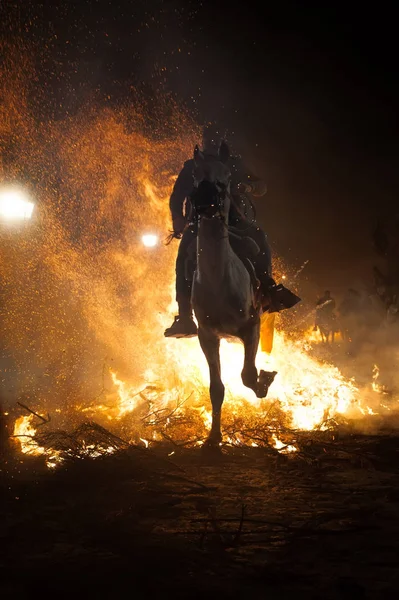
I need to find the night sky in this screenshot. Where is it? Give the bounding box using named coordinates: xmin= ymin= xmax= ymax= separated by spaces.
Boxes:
xmin=1 ymin=0 xmax=398 ymax=291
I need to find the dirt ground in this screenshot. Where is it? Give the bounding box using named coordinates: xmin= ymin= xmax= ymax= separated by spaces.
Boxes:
xmin=1 ymin=431 xmax=399 ymax=600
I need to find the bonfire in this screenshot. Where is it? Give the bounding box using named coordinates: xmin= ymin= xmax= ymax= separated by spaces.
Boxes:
xmin=0 ymin=41 xmax=394 ymax=468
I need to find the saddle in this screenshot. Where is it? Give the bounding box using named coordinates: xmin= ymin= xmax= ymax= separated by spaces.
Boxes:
xmin=185 ymin=229 xmax=301 ymax=313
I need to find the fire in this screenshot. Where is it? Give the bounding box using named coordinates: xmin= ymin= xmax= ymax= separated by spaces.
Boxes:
xmin=271 ymin=434 xmax=297 ymax=454
xmin=140 ymin=329 xmax=362 ymax=433
xmin=304 ymin=326 xmax=342 ymax=344
xmin=372 ymin=364 xmax=388 ymax=395
xmin=13 ymin=415 xmax=61 ymax=468
xmin=1 ymin=42 xmax=394 ymax=467
xmin=13 ymin=415 xmax=44 ymax=455
xmin=111 ymin=371 xmax=144 ymax=417
xmin=372 ymin=364 xmax=380 ymax=391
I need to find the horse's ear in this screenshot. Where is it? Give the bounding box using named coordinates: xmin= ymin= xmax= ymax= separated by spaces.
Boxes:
xmin=194 ymin=144 xmax=204 ymax=165
xmin=218 ymin=140 xmax=230 ymax=163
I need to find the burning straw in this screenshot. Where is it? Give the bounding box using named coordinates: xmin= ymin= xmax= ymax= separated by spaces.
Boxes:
xmin=2 ymin=41 xmax=398 ymax=467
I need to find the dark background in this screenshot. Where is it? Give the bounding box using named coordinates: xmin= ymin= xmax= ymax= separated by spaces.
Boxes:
xmin=1 ymin=0 xmax=398 ymax=292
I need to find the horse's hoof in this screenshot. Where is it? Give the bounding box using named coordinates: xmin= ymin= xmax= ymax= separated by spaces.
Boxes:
xmin=202 ymin=435 xmax=223 ymax=453
xmin=204 ymin=436 xmax=222 ymax=447
xmin=256 ymin=370 xmax=277 ymax=398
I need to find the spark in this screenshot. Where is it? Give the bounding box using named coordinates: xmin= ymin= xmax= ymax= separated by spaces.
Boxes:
xmin=3 ymin=43 xmax=391 ymax=469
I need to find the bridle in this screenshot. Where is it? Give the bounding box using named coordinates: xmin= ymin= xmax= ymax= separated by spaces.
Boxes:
xmin=191 ymin=178 xmax=229 ymax=222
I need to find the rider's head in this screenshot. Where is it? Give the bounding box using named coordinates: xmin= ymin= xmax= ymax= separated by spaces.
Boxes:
xmin=202 ymin=122 xmax=221 ymax=157
xmin=324 ymin=290 xmax=331 ymax=298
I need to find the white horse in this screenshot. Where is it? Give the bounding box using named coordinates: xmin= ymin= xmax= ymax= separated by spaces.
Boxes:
xmin=190 ymin=142 xmax=278 ymax=447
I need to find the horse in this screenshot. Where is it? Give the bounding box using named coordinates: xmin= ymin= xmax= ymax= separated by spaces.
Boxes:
xmin=189 ymin=142 xmax=288 ymax=447
xmin=315 ymin=315 xmax=339 ymax=344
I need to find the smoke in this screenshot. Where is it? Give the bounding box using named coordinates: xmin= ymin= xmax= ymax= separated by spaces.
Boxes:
xmin=2 ymin=41 xmax=397 ymax=447
xmin=306 ymin=294 xmax=399 ymax=434
xmin=0 ymin=41 xmax=200 ymax=417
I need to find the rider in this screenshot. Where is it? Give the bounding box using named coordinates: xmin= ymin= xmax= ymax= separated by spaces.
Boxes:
xmin=314 ymin=290 xmax=336 ymax=329
xmin=164 ymin=124 xmax=275 ymax=338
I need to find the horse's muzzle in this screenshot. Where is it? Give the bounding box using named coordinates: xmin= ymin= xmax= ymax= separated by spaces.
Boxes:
xmin=191 ymin=180 xmax=225 ymax=218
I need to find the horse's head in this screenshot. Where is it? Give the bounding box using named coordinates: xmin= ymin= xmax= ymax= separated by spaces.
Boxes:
xmin=191 ymin=141 xmax=231 ymax=220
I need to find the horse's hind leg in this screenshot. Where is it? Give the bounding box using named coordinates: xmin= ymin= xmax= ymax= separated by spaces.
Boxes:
xmin=198 ymin=328 xmax=224 ymax=445
xmin=240 ymin=321 xmax=277 ymax=399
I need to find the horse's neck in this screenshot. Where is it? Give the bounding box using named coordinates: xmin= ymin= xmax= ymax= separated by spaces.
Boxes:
xmin=196 ymin=217 xmax=231 ymax=287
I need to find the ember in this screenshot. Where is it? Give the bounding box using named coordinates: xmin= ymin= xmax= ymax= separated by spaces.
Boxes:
xmin=0 ymin=41 xmax=396 ymax=468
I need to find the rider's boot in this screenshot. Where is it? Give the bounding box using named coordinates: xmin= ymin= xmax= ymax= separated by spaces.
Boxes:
xmin=257 ymin=270 xmax=301 ymax=313
xmin=164 ymin=299 xmax=198 ymax=338
xmin=257 ymin=270 xmax=278 ymax=312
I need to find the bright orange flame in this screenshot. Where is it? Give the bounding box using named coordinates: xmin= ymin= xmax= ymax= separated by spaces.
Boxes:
xmin=2 ymin=41 xmax=393 ymax=467
xmin=106 ymin=328 xmax=363 ymax=435
xmin=371 ymin=364 xmax=388 ymax=395
xmin=13 ymin=415 xmax=61 ymax=468
xmin=272 ymin=434 xmax=297 ymax=454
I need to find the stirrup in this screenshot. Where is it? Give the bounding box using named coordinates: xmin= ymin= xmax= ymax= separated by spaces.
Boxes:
xmin=164 ymin=315 xmax=198 ymax=338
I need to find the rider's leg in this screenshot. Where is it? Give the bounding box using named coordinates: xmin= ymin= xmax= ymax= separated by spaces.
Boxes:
xmin=164 ymin=226 xmax=198 ymax=338
xmin=232 ymin=221 xmax=300 ymax=312
xmin=234 ymin=221 xmax=274 ymax=288
xmin=176 ymin=245 xmax=193 ymax=317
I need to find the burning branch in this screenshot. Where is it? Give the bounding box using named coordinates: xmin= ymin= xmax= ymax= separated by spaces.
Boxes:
xmin=16 ymin=401 xmax=50 ymax=426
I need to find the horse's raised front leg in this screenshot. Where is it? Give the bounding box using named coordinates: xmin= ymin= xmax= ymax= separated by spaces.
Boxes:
xmin=240 ymin=321 xmax=277 ymax=399
xmin=198 ymin=328 xmax=224 ymax=446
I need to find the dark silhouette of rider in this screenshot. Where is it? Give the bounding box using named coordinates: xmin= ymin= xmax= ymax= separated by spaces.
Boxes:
xmin=314 ymin=290 xmax=336 ymax=329
xmin=164 ymin=124 xmax=274 ymax=338
xmin=316 ymin=290 xmax=336 ymax=314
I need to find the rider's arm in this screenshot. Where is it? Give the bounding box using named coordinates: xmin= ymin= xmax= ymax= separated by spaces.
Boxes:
xmin=242 ymin=167 xmax=267 ymax=197
xmin=245 ymin=175 xmax=267 ymax=198
xmin=233 ymin=156 xmax=267 ymax=197
xmin=169 ymin=160 xmax=194 ymax=224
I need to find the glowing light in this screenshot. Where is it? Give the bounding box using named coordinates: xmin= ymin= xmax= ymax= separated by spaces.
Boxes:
xmin=142 ymin=234 xmax=158 ymax=247
xmin=371 ymin=364 xmax=388 ymax=395
xmin=3 ymin=57 xmax=389 ymax=468
xmin=272 ymin=434 xmax=297 ymax=454
xmin=0 ymin=187 xmax=34 ymax=221
xmin=13 ymin=415 xmax=43 ymax=456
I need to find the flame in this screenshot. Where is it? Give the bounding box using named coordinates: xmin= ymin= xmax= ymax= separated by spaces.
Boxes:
xmin=304 ymin=326 xmax=342 ymax=344
xmin=13 ymin=415 xmax=62 ymax=468
xmin=138 ymin=330 xmax=362 ymax=433
xmin=371 ymin=364 xmax=388 ymax=395
xmin=13 ymin=415 xmax=44 ymax=455
xmin=1 ymin=42 xmax=394 ymax=467
xmin=111 ymin=371 xmax=144 ymax=417
xmin=271 ymin=434 xmax=297 ymax=454
xmin=14 ymin=327 xmax=381 ymax=466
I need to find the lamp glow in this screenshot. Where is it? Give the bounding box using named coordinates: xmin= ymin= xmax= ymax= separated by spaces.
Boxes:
xmin=0 ymin=188 xmax=34 ymax=221
xmin=142 ymin=234 xmax=158 ymax=248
